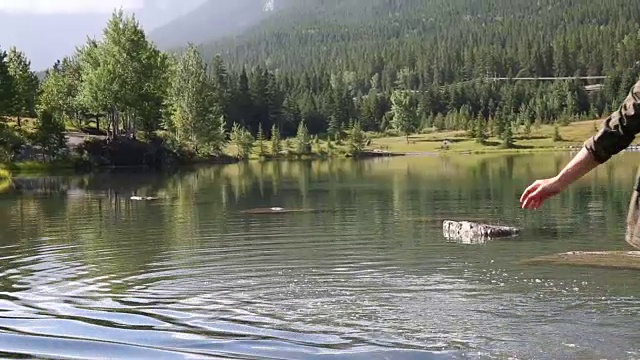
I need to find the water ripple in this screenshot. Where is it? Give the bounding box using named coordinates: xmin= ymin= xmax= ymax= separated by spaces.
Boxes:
xmin=2 ymin=160 xmax=640 ymax=359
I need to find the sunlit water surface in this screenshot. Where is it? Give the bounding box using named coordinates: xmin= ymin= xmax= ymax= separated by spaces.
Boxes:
xmin=1 ymin=153 xmax=640 ymax=359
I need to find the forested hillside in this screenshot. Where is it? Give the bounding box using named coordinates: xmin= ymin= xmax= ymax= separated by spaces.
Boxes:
xmin=208 ymin=0 xmax=640 ymax=80
xmin=194 ymin=0 xmax=640 ymax=142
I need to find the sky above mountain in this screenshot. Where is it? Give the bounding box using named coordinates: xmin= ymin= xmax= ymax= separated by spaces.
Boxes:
xmin=0 ymin=0 xmax=206 ymax=70
xmin=0 ymin=0 xmax=144 ymax=14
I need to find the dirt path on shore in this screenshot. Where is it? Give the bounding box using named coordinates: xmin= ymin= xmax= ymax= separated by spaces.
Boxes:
xmin=64 ymin=132 xmax=106 ymax=148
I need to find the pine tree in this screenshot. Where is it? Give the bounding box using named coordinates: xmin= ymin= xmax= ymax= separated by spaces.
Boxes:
xmin=328 ymin=115 xmax=339 ymax=141
xmin=230 ymin=122 xmax=254 ymax=159
xmin=296 ymin=120 xmax=311 ymax=154
xmin=502 ymin=120 xmax=514 ymax=149
xmin=256 ymin=122 xmax=267 ymax=156
xmin=347 ymin=120 xmax=367 ymax=156
xmin=475 ymin=114 xmax=487 ymax=144
xmin=270 ymin=124 xmax=282 ymax=155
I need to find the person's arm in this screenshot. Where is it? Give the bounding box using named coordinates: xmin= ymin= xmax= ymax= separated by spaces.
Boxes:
xmin=553 ymin=79 xmax=640 ymax=184
xmin=584 ymin=79 xmax=640 ymax=163
xmin=521 ymin=79 xmax=640 ymax=209
xmin=553 ymin=146 xmax=601 ymax=188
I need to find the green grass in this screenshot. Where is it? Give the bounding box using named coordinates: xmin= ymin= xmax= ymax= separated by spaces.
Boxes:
xmin=369 ymin=120 xmax=600 ymax=155
xmin=223 ymin=120 xmax=601 ymax=160
xmin=5 ymin=160 xmax=77 ymax=174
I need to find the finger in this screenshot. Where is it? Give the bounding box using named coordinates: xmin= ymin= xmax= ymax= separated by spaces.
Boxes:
xmin=521 ymin=195 xmax=535 ymax=209
xmin=531 ymin=199 xmax=542 ymax=210
xmin=523 ymin=197 xmax=539 ymax=210
xmin=520 ymin=182 xmax=540 ymax=204
xmin=530 ymin=191 xmax=550 ymax=210
xmin=523 ymin=187 xmax=546 ymax=210
xmin=521 ymin=188 xmax=539 ymax=209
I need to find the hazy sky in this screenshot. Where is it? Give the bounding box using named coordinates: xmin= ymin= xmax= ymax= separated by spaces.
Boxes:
xmin=0 ymin=0 xmax=145 ymax=14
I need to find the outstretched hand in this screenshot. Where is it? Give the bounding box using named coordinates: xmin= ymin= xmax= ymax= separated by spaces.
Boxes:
xmin=519 ymin=177 xmax=565 ymax=210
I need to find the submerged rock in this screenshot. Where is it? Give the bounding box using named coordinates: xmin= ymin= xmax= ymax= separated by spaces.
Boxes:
xmin=443 ymin=220 xmax=520 ymax=244
xmin=521 ymin=251 xmax=640 ymax=270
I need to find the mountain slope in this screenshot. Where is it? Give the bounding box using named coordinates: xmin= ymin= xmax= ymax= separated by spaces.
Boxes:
xmin=198 ymin=0 xmax=640 ymax=85
xmin=148 ymin=0 xmax=276 ymax=50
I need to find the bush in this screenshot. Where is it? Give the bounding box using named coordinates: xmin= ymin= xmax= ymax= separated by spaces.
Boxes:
xmin=0 ymin=167 xmax=11 ymax=179
xmin=75 ymin=137 xmax=185 ymax=170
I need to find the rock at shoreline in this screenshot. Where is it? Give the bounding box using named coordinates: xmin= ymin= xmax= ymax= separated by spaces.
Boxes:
xmin=443 ymin=220 xmax=520 ymax=244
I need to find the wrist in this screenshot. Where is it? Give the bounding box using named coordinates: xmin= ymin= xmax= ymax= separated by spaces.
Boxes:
xmin=552 ymin=174 xmax=570 ymax=190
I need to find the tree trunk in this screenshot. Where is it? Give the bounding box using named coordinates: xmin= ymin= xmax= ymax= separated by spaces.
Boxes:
xmin=109 ymin=111 xmax=116 ymax=140
xmin=131 ymin=114 xmax=137 ymax=140
xmin=96 ymin=116 xmax=100 ymax=132
xmin=17 ymin=115 xmax=21 ymax=128
xmin=112 ymin=111 xmax=119 ymax=137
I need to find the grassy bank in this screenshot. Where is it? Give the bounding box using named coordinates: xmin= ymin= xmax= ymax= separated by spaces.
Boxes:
xmin=221 ymin=120 xmax=601 ymax=159
xmin=367 ymin=120 xmax=601 ymax=155
xmin=3 ymin=160 xmax=77 ymax=174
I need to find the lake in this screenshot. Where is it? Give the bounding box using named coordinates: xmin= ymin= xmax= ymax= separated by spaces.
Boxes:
xmin=1 ymin=152 xmax=640 ymax=359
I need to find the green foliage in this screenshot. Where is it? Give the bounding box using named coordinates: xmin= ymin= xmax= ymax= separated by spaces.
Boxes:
xmin=390 ymin=90 xmax=417 ymax=143
xmin=32 ymin=110 xmax=67 ymax=161
xmin=502 ymin=122 xmax=515 ymax=149
xmin=475 ymin=114 xmax=488 ymax=144
xmin=0 ymin=122 xmax=25 ymax=162
xmin=295 ymin=120 xmax=311 ymax=153
xmin=553 ymin=124 xmax=563 ymax=142
xmin=167 ymin=43 xmax=228 ymax=154
xmin=230 ymin=122 xmax=254 ymax=159
xmin=77 ymin=10 xmax=167 ymax=136
xmin=347 ymin=120 xmax=368 ymax=156
xmin=7 ymin=47 xmax=38 ymax=123
xmin=256 ymin=122 xmax=267 ymax=156
xmin=270 ymin=124 xmax=282 ymax=155
xmin=0 ymin=48 xmax=15 ymax=117
xmin=327 ymin=115 xmax=339 ymax=141
xmin=0 ymin=167 xmax=10 ymax=180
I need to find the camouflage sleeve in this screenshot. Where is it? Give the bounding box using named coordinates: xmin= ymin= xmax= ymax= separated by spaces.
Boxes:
xmin=584 ymin=79 xmax=640 ymax=164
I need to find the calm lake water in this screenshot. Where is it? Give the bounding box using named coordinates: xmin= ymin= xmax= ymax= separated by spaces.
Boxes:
xmin=1 ymin=153 xmax=640 ymax=359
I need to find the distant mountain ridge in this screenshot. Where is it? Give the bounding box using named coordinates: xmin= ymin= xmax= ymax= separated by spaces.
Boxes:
xmin=147 ymin=0 xmax=277 ymax=50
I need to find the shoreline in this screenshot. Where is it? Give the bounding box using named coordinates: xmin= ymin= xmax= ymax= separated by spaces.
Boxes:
xmin=1 ymin=145 xmax=579 ymax=177
xmin=1 ymin=119 xmax=600 ymax=177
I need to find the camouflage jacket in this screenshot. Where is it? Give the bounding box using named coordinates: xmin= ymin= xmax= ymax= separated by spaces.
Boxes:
xmin=584 ymin=80 xmax=640 ymax=163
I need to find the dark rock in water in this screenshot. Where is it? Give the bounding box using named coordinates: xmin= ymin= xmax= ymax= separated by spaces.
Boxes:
xmin=443 ymin=220 xmax=520 ymax=244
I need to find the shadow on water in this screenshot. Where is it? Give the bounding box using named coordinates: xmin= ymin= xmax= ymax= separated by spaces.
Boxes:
xmin=1 ymin=153 xmax=640 ymax=359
